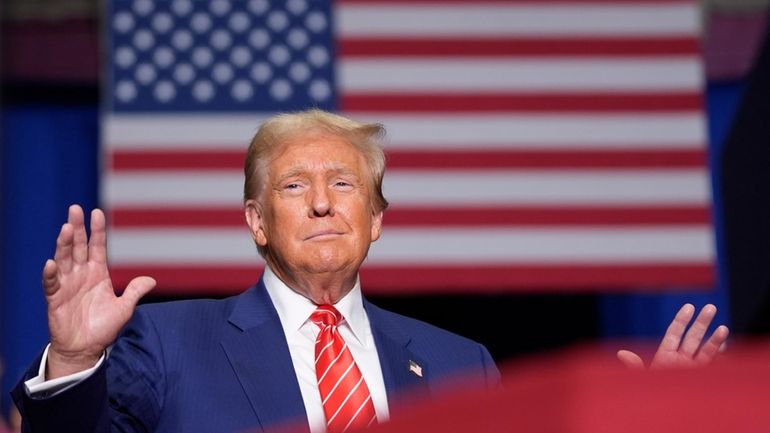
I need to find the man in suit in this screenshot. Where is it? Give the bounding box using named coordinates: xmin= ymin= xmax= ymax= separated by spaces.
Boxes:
xmin=12 ymin=110 xmax=728 ymax=433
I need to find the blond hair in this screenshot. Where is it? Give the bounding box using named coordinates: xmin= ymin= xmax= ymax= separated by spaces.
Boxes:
xmin=244 ymin=108 xmax=389 ymax=211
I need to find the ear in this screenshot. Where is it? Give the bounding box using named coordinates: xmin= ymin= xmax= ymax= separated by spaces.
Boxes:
xmin=370 ymin=210 xmax=383 ymax=242
xmin=245 ymin=199 xmax=268 ymax=247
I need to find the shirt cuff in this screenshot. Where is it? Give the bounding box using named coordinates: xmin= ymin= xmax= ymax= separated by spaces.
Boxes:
xmin=24 ymin=343 xmax=106 ymax=398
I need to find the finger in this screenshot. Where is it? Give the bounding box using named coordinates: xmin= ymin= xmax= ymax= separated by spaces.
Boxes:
xmin=680 ymin=304 xmax=717 ymax=357
xmin=657 ymin=303 xmax=695 ymax=353
xmin=617 ymin=350 xmax=646 ymax=370
xmin=88 ymin=209 xmax=108 ymax=263
xmin=719 ymin=340 xmax=728 ymax=353
xmin=54 ymin=223 xmax=74 ymax=273
xmin=694 ymin=325 xmax=730 ymax=364
xmin=42 ymin=259 xmax=60 ymax=296
xmin=70 ymin=205 xmax=88 ymax=264
xmin=119 ymin=276 xmax=157 ymax=310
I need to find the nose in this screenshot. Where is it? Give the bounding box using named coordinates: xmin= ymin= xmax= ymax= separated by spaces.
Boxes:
xmin=309 ymin=183 xmax=334 ymax=217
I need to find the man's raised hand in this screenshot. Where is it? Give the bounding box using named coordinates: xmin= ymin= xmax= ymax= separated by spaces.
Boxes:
xmin=617 ymin=303 xmax=729 ymax=370
xmin=44 ymin=205 xmax=155 ymax=379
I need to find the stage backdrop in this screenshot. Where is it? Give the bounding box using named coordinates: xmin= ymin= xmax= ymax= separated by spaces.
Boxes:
xmin=103 ymin=0 xmax=714 ymax=294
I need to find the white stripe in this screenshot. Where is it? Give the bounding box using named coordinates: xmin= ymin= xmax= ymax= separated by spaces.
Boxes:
xmin=353 ymin=113 xmax=707 ymax=149
xmin=103 ymin=114 xmax=266 ymax=149
xmin=108 ymin=228 xmax=257 ymax=263
xmin=106 ymin=227 xmax=714 ymax=265
xmin=368 ymin=227 xmax=714 ymax=263
xmin=322 ymin=360 xmax=357 ymax=406
xmin=318 ymin=343 xmax=349 ymax=385
xmin=383 ymin=169 xmax=711 ymax=206
xmin=337 ymin=4 xmax=699 ymax=37
xmin=104 ymin=169 xmax=710 ymax=207
xmin=366 ymin=413 xmax=377 ymax=427
xmin=315 ymin=339 xmax=335 ymax=364
xmin=339 ymin=58 xmax=702 ymax=92
xmin=342 ymin=395 xmax=373 ymax=433
xmin=104 ymin=113 xmax=706 ymax=149
xmin=103 ymin=172 xmax=244 ymax=206
xmin=328 ymin=376 xmax=366 ymax=425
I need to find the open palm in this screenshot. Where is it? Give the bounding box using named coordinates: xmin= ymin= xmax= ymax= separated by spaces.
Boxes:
xmin=44 ymin=205 xmax=155 ymax=379
xmin=617 ymin=304 xmax=730 ymax=370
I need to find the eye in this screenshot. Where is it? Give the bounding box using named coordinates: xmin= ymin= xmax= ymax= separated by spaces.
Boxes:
xmin=282 ymin=182 xmax=305 ymax=194
xmin=333 ymin=180 xmax=356 ymax=191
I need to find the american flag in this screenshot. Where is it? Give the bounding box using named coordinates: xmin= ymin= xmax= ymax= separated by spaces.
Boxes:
xmin=103 ymin=0 xmax=714 ymax=294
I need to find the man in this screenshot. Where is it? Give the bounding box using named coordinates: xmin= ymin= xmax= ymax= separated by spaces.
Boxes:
xmin=12 ymin=110 xmax=728 ymax=433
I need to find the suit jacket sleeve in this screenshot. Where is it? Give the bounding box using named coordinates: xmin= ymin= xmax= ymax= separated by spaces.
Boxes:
xmin=12 ymin=308 xmax=166 ymax=433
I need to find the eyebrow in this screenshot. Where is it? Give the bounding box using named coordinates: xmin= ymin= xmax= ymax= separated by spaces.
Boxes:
xmin=274 ymin=164 xmax=360 ymax=184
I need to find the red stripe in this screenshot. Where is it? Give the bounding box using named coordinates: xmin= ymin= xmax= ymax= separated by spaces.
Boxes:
xmin=109 ymin=206 xmax=710 ymax=227
xmin=110 ymin=150 xmax=246 ymax=170
xmin=385 ymin=149 xmax=707 ymax=168
xmin=341 ymin=93 xmax=703 ymax=112
xmin=110 ymin=263 xmax=713 ymax=295
xmin=382 ymin=206 xmax=711 ymax=226
xmin=339 ymin=37 xmax=699 ymax=57
xmin=110 ymin=208 xmax=245 ymax=227
xmin=111 ymin=149 xmax=706 ymax=170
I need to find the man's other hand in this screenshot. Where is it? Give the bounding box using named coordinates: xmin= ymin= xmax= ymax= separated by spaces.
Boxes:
xmin=617 ymin=303 xmax=729 ymax=370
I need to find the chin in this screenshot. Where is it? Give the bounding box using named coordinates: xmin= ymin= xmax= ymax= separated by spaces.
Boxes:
xmin=307 ymin=247 xmax=351 ymax=269
xmin=305 ymin=259 xmax=351 ymax=275
xmin=301 ymin=253 xmax=362 ymax=281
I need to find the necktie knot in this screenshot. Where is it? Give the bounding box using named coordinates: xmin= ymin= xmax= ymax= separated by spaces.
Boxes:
xmin=311 ymin=305 xmax=342 ymax=328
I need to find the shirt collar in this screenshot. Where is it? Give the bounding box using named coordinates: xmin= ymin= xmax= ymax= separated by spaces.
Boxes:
xmin=262 ymin=266 xmax=369 ymax=345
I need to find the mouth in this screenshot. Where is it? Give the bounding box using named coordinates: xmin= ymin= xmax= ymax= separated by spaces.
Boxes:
xmin=305 ymin=230 xmax=344 ymax=241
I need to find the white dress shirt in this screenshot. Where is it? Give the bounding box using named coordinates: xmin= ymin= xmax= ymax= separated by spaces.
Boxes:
xmin=263 ymin=267 xmax=390 ymax=433
xmin=25 ymin=267 xmax=390 ymax=433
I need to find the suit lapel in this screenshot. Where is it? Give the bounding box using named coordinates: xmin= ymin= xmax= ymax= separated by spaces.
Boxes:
xmin=364 ymin=300 xmax=429 ymax=417
xmin=221 ymin=282 xmax=310 ymax=433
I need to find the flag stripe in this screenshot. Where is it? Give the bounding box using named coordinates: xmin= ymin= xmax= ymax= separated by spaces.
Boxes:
xmin=361 ymin=264 xmax=715 ymax=290
xmin=339 ymin=58 xmax=702 ymax=92
xmin=111 ymin=150 xmax=246 ymax=170
xmin=339 ymin=37 xmax=699 ymax=57
xmin=104 ymin=114 xmax=706 ymax=149
xmin=110 ymin=149 xmax=706 ymax=170
xmin=109 ymin=206 xmax=710 ymax=228
xmin=347 ymin=113 xmax=707 ymax=148
xmin=383 ymin=149 xmax=707 ymax=168
xmin=109 ymin=263 xmax=713 ymax=294
xmin=338 ymin=0 xmax=695 ymax=5
xmin=103 ymin=170 xmax=710 ymax=206
xmin=341 ymin=92 xmax=702 ymax=112
xmin=337 ymin=4 xmax=699 ymax=37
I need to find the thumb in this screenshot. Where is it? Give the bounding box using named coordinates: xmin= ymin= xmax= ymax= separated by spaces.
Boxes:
xmin=617 ymin=349 xmax=646 ymax=370
xmin=120 ymin=276 xmax=156 ymax=310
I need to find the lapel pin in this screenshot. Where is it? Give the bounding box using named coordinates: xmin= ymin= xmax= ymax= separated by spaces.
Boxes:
xmin=408 ymin=360 xmax=423 ymax=378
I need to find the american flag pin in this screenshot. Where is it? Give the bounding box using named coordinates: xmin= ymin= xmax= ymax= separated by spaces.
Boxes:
xmin=408 ymin=360 xmax=423 ymax=378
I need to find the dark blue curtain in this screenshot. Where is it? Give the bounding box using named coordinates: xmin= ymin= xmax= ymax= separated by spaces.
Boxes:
xmin=1 ymin=105 xmax=99 ymax=414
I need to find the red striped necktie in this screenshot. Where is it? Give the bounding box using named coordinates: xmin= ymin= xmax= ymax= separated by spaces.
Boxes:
xmin=311 ymin=305 xmax=378 ymax=433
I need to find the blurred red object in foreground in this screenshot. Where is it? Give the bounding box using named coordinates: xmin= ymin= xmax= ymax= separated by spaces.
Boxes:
xmin=362 ymin=341 xmax=770 ymax=433
xmin=260 ymin=341 xmax=770 ymax=433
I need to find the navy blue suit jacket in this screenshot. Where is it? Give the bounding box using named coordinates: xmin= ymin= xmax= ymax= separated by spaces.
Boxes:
xmin=13 ymin=280 xmax=500 ymax=433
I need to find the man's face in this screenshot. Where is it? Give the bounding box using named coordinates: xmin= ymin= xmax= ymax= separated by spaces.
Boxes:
xmin=245 ymin=133 xmax=383 ymax=300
